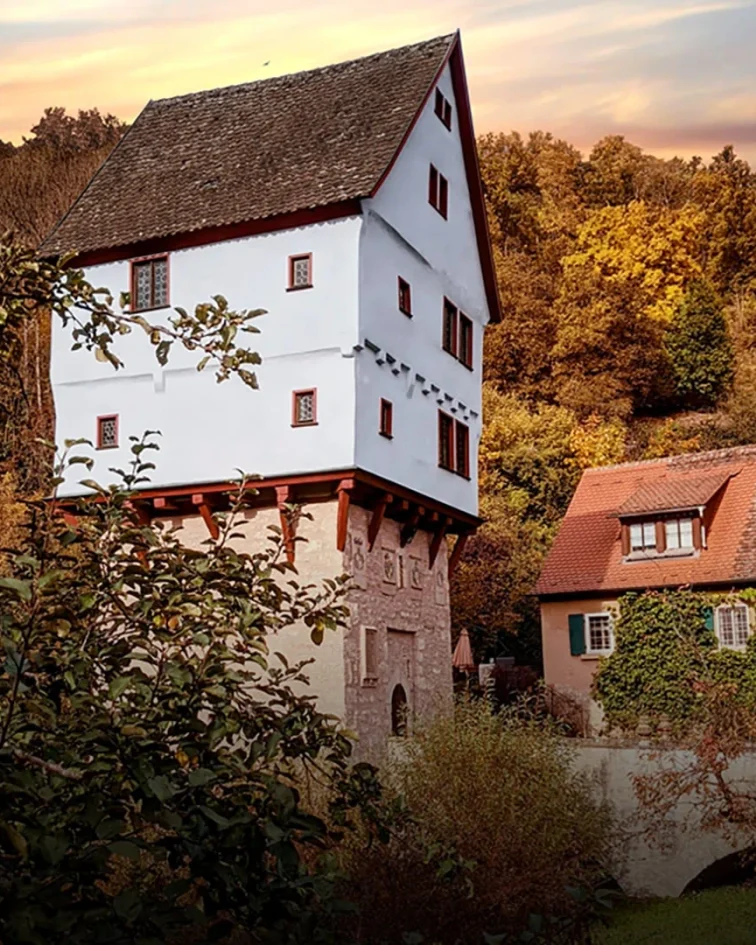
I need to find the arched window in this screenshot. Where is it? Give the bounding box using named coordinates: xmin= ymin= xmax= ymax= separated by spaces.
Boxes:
xmin=391 ymin=684 xmax=408 ymax=736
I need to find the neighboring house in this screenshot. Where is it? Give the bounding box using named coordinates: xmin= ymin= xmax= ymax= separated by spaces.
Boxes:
xmin=536 ymin=446 xmax=756 ymax=730
xmin=40 ymin=32 xmax=499 ymax=757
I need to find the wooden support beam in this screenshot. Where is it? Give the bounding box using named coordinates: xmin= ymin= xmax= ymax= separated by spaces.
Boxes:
xmin=125 ymin=501 xmax=151 ymax=526
xmin=429 ymin=516 xmax=452 ymax=569
xmin=400 ymin=505 xmax=421 ymax=548
xmin=192 ymin=493 xmax=220 ymax=540
xmin=336 ymin=479 xmax=355 ymax=552
xmin=367 ymin=493 xmax=392 ymax=551
xmin=448 ymin=533 xmax=469 ymax=578
xmin=153 ymin=496 xmax=180 ymax=512
xmin=275 ymin=486 xmax=296 ymax=564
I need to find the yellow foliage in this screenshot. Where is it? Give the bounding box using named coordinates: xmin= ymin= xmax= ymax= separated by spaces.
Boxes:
xmin=563 ymin=201 xmax=705 ymax=322
xmin=568 ymin=415 xmax=627 ymax=469
xmin=0 ymin=473 xmax=26 ymax=570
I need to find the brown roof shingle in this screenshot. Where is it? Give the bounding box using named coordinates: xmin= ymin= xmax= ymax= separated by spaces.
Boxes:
xmin=535 ymin=446 xmax=756 ymax=597
xmin=615 ymin=471 xmax=734 ymax=516
xmin=40 ymin=34 xmax=455 ymax=257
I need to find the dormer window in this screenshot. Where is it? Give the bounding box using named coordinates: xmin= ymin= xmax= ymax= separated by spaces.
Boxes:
xmin=434 ymin=89 xmax=452 ymax=129
xmin=630 ymin=522 xmax=656 ymax=552
xmin=665 ymin=517 xmax=694 ymax=551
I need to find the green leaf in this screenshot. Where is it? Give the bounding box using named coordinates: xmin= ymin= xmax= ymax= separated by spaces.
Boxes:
xmin=187 ymin=768 xmax=215 ymax=787
xmin=108 ymin=676 xmax=130 ymax=699
xmin=108 ymin=840 xmax=141 ymax=860
xmin=148 ymin=775 xmax=175 ymax=802
xmin=114 ymin=887 xmax=142 ymax=922
xmin=0 ymin=577 xmax=32 ymax=601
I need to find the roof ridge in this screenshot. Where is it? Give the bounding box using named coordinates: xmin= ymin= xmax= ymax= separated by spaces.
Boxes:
xmin=150 ymin=33 xmax=457 ymax=108
xmin=583 ymin=443 xmax=756 ymax=474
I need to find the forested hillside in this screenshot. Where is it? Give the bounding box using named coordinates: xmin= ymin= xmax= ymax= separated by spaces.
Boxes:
xmin=454 ymin=132 xmax=756 ymax=663
xmin=3 ymin=111 xmax=756 ymax=664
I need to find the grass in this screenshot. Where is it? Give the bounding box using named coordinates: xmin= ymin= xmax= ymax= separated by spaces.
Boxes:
xmin=594 ymin=886 xmax=756 ymax=944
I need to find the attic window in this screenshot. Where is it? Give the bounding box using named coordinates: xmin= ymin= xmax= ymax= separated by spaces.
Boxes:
xmin=665 ymin=517 xmax=694 ymax=550
xmin=428 ymin=164 xmax=448 ymax=218
xmin=97 ymin=414 xmax=118 ymax=450
xmin=131 ymin=256 xmax=169 ymax=312
xmin=398 ymin=277 xmax=412 ymax=316
xmin=630 ymin=522 xmax=656 ymax=552
xmin=288 ymin=254 xmax=313 ymax=290
xmin=379 ymin=399 xmax=393 ymax=438
xmin=434 ymin=89 xmax=452 ymax=129
xmin=292 ymin=389 xmax=317 ymax=426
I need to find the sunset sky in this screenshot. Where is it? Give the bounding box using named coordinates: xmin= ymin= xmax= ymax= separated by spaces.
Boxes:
xmin=2 ymin=0 xmax=756 ymax=162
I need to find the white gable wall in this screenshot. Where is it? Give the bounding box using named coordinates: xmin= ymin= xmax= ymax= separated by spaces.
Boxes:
xmin=52 ymin=217 xmax=361 ymax=495
xmin=354 ymin=62 xmax=486 ymax=517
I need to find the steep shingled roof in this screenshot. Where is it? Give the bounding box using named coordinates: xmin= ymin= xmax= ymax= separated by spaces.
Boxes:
xmin=535 ymin=446 xmax=756 ymax=598
xmin=40 ymin=35 xmax=455 ymax=257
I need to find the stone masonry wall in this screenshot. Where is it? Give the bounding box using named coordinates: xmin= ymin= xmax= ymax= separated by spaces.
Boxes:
xmin=342 ymin=505 xmax=453 ymax=760
xmin=167 ymin=499 xmax=454 ymax=759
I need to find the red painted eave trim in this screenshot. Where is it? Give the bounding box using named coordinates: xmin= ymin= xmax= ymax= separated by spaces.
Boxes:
xmin=48 ymin=199 xmax=363 ymax=269
xmin=448 ymin=38 xmax=501 ymax=324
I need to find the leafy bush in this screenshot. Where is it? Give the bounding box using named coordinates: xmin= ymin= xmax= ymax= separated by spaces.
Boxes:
xmin=592 ymin=590 xmax=756 ymax=732
xmin=0 ymin=440 xmax=384 ymax=944
xmin=336 ymin=699 xmax=613 ymax=944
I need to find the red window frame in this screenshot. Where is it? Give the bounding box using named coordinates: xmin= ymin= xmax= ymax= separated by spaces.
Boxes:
xmin=287 ymin=253 xmax=313 ymax=291
xmin=291 ymin=388 xmax=317 ymax=426
xmin=379 ymin=398 xmax=393 ymax=438
xmin=130 ymin=255 xmax=169 ymax=312
xmin=455 ymin=420 xmax=470 ymax=478
xmin=434 ymin=88 xmax=452 ymax=129
xmin=428 ymin=164 xmax=448 ymax=219
xmin=438 ymin=410 xmax=454 ymax=471
xmin=442 ymin=298 xmax=458 ymax=356
xmin=459 ymin=314 xmax=473 ymax=369
xmin=96 ymin=414 xmax=119 ymax=450
xmin=398 ymin=277 xmax=412 ymax=316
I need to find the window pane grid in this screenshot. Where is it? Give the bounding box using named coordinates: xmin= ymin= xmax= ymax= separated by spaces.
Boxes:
xmin=630 ymin=521 xmax=656 ymax=551
xmin=438 ymin=412 xmax=453 ymax=469
xmin=290 ymin=255 xmax=311 ymax=288
xmin=293 ymin=390 xmax=315 ymax=425
xmin=587 ymin=614 xmax=613 ymax=653
xmin=133 ymin=258 xmax=168 ymax=311
xmin=98 ymin=415 xmax=118 ymax=449
xmin=665 ymin=517 xmax=694 ymax=550
xmin=717 ymin=606 xmax=749 ymax=649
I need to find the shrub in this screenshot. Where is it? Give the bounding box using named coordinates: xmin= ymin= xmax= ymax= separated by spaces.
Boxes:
xmin=337 ymin=699 xmax=613 ymax=944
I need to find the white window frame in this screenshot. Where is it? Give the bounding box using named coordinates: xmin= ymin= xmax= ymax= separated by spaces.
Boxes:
xmin=585 ymin=612 xmax=614 ymax=656
xmin=665 ymin=517 xmax=694 ymax=551
xmin=630 ymin=521 xmax=656 ymax=553
xmin=715 ymin=604 xmax=750 ymax=651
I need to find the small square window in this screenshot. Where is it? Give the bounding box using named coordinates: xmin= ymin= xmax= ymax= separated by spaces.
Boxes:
xmin=586 ymin=613 xmax=614 ymax=655
xmin=97 ymin=414 xmax=119 ymax=450
xmin=434 ymin=89 xmax=453 ymax=130
xmin=288 ymin=254 xmax=312 ymax=290
xmin=716 ymin=604 xmax=750 ymax=650
xmin=380 ymin=399 xmax=393 ymax=438
xmin=429 ymin=164 xmax=448 ymax=218
xmin=398 ymin=277 xmax=412 ymax=316
xmin=131 ymin=256 xmax=169 ymax=312
xmin=292 ymin=389 xmax=317 ymax=426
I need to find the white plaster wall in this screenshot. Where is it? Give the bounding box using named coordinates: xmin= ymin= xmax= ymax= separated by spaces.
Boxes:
xmin=52 ymin=218 xmax=361 ymax=494
xmin=355 ymin=62 xmax=486 ymax=517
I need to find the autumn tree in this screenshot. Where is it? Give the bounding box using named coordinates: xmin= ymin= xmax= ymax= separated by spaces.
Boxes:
xmin=666 ymin=281 xmax=733 ymax=408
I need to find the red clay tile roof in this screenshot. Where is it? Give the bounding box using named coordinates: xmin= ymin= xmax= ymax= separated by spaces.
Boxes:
xmin=535 ymin=446 xmax=756 ymax=597
xmin=40 ymin=35 xmax=455 ymax=257
xmin=615 ymin=471 xmax=734 ymax=516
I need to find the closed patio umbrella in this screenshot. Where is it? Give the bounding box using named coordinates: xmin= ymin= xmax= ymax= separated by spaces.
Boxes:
xmin=452 ymin=628 xmax=475 ymax=673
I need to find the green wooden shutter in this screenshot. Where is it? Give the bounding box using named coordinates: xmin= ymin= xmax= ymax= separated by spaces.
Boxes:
xmin=703 ymin=606 xmax=714 ymax=632
xmin=568 ymin=614 xmax=585 ymax=656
